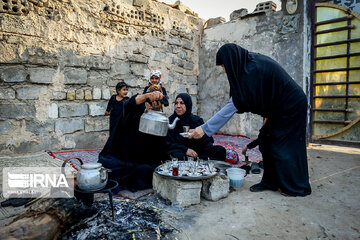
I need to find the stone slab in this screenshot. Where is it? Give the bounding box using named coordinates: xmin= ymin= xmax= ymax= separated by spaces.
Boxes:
xmin=16 ymin=86 xmax=41 ymax=100
xmin=0 ymin=88 xmax=15 ymax=100
xmin=0 ymin=66 xmax=27 ymax=83
xmin=85 ymin=117 xmax=109 ymax=132
xmin=55 ymin=119 xmax=84 ymax=134
xmin=64 ymin=68 xmax=87 ymax=84
xmin=0 ymin=104 xmax=35 ymax=120
xmin=58 ymin=103 xmax=88 ymax=117
xmin=152 ymin=173 xmax=202 ymax=207
xmin=29 ymin=67 xmax=56 ymax=84
xmin=89 ymin=102 xmax=107 ymax=116
xmin=201 ymin=174 xmax=230 ymax=201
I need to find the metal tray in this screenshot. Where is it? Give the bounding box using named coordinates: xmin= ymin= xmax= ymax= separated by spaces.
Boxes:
xmin=154 ymin=160 xmax=221 ymax=181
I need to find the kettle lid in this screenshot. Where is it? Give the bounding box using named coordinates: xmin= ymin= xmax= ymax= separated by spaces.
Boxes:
xmin=81 ymin=163 xmax=102 ymax=169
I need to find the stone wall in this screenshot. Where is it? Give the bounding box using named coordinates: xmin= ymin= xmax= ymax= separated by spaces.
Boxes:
xmin=0 ymin=0 xmax=203 ymax=154
xmin=198 ymin=9 xmax=306 ymax=139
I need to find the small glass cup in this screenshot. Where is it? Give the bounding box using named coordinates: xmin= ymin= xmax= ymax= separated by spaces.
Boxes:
xmin=172 ymin=158 xmax=179 ymax=176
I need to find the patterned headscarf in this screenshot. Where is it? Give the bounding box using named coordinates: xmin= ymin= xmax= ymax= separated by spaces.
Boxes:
xmin=149 ymin=70 xmax=162 ymax=84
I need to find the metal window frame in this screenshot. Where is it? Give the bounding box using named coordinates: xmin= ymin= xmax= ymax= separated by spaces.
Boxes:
xmin=310 ymin=2 xmax=360 ymax=147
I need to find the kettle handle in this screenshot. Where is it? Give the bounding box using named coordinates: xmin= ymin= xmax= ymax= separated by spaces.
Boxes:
xmin=100 ymin=167 xmax=108 ymax=183
xmin=61 ymin=157 xmax=84 ymax=175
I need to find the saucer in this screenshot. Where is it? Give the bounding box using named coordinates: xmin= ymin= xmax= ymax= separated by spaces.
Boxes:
xmin=179 ymin=132 xmax=191 ymax=138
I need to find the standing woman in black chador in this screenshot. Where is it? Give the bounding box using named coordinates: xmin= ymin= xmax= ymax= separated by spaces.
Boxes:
xmin=189 ymin=43 xmax=311 ymax=197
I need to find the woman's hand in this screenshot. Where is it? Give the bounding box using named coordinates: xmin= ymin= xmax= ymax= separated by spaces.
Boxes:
xmin=186 ymin=148 xmax=198 ymax=158
xmin=136 ymin=91 xmax=164 ymax=105
xmin=147 ymin=91 xmax=163 ymax=101
xmin=105 ymin=111 xmax=110 ymax=116
xmin=189 ymin=126 xmax=205 ymax=139
xmin=241 ymin=146 xmax=248 ymax=156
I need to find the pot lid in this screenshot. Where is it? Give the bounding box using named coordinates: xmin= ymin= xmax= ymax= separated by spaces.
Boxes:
xmin=81 ymin=163 xmax=102 ymax=169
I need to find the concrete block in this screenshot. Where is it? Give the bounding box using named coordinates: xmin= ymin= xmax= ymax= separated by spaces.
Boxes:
xmin=67 ymin=90 xmax=76 ymax=100
xmin=93 ymin=87 xmax=102 ymax=100
xmin=89 ymin=102 xmax=107 ymax=116
xmin=64 ymin=68 xmax=87 ymax=84
xmin=48 ymin=103 xmax=58 ymax=119
xmin=55 ymin=119 xmax=84 ymax=134
xmin=29 ymin=67 xmax=56 ymax=84
xmin=0 ymin=104 xmax=35 ymax=119
xmin=152 ymin=173 xmax=202 ymax=207
xmin=102 ymin=88 xmax=111 ymax=100
xmin=111 ymin=61 xmax=131 ymax=75
xmin=0 ymin=66 xmax=26 ymax=82
xmin=59 ymin=103 xmax=88 ymax=117
xmin=76 ymin=89 xmax=84 ymax=100
xmin=52 ymin=91 xmax=66 ymax=100
xmin=16 ymin=86 xmax=41 ymax=100
xmin=0 ymin=88 xmax=15 ymax=99
xmin=85 ymin=117 xmax=109 ymax=132
xmin=201 ymin=174 xmax=230 ymax=201
xmin=84 ymin=90 xmax=92 ymax=100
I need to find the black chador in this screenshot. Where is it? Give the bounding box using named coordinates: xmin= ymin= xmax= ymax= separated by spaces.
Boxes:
xmin=166 ymin=93 xmax=226 ymax=161
xmin=216 ymin=43 xmax=311 ymax=196
xmin=99 ymin=95 xmax=167 ymax=192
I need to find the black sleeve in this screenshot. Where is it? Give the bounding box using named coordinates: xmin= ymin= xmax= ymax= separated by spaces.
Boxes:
xmin=247 ymin=138 xmax=259 ymax=149
xmin=160 ymin=87 xmax=169 ymax=107
xmin=143 ymin=86 xmax=149 ymax=94
xmin=106 ymin=95 xmax=115 ymax=112
xmin=122 ymin=94 xmax=146 ymax=125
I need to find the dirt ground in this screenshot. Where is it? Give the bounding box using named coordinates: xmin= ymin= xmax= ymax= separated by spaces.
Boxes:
xmin=0 ymin=145 xmax=359 ymax=240
xmin=172 ymin=145 xmax=360 ymax=240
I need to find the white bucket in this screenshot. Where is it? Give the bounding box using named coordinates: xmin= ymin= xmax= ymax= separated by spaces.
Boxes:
xmin=226 ymin=168 xmax=246 ymax=188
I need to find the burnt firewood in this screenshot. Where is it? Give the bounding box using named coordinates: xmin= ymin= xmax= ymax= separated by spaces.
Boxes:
xmin=0 ymin=198 xmax=96 ymax=240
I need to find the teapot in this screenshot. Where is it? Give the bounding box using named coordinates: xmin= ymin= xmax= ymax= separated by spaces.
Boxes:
xmin=62 ymin=157 xmax=109 ymax=191
xmin=139 ymin=110 xmax=179 ymax=136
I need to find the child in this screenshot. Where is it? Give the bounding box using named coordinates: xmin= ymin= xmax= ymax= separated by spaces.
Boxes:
xmin=105 ymin=81 xmax=129 ymax=135
xmin=143 ymin=70 xmax=169 ymax=107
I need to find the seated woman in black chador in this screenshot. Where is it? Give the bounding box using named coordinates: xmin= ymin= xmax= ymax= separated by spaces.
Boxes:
xmin=98 ymin=91 xmax=167 ymax=192
xmin=166 ymin=93 xmax=226 ymax=161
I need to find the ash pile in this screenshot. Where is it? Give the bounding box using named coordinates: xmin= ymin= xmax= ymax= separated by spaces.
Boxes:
xmin=62 ymin=196 xmax=177 ymax=240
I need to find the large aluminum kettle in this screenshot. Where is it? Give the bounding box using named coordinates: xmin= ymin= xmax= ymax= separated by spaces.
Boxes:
xmin=139 ymin=110 xmax=179 ymax=136
xmin=61 ymin=157 xmax=109 ymax=191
